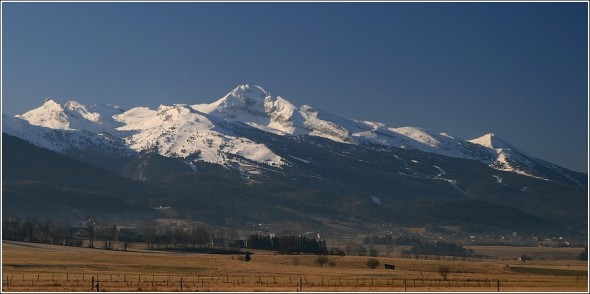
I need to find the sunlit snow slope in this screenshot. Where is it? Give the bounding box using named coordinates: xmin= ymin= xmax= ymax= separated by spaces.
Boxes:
xmin=3 ymin=84 xmax=580 ymax=184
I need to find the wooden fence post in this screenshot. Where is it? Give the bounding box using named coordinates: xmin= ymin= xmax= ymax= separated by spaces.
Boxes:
xmin=497 ymin=279 xmax=500 ymax=292
xmin=91 ymin=276 xmax=94 ymax=291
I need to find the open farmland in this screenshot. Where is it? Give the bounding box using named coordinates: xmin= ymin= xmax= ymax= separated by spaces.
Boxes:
xmin=2 ymin=240 xmax=588 ymax=292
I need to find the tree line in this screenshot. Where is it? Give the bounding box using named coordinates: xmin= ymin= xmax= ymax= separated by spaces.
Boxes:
xmin=403 ymin=240 xmax=475 ymax=257
xmin=362 ymin=234 xmax=422 ymax=246
xmin=3 ymin=216 xmax=80 ymax=246
xmin=247 ymin=234 xmax=328 ymax=255
xmin=2 ymin=215 xmax=241 ymax=251
xmin=2 ymin=216 xmax=130 ymax=249
xmin=141 ymin=222 xmax=240 ymax=249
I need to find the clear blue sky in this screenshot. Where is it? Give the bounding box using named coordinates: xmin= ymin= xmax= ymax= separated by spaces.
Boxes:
xmin=2 ymin=2 xmax=588 ymax=173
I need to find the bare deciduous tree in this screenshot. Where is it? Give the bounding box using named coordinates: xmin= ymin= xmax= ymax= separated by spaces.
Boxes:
xmin=438 ymin=266 xmax=451 ymax=280
xmin=316 ymin=256 xmax=329 ymax=267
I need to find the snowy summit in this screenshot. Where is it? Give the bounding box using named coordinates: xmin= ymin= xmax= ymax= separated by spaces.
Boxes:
xmin=2 ymin=84 xmax=577 ymax=183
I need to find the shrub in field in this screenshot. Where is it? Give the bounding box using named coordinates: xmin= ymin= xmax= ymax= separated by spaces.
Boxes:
xmin=292 ymin=257 xmax=300 ymax=265
xmin=345 ymin=241 xmax=367 ymax=256
xmin=519 ymin=254 xmax=532 ymax=262
xmin=404 ymin=241 xmax=474 ymax=257
xmin=438 ymin=266 xmax=450 ymax=280
xmin=329 ymin=247 xmax=346 ymax=256
xmin=366 ymin=258 xmax=380 ymax=269
xmin=328 ymin=261 xmax=336 ymax=268
xmin=316 ymin=256 xmax=329 ymax=267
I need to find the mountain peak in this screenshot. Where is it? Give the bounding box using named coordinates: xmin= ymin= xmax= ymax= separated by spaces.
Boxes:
xmin=221 ymin=84 xmax=272 ymax=109
xmin=5 ymin=86 xmax=584 ymax=187
xmin=199 ymin=84 xmax=275 ymax=120
xmin=64 ymin=100 xmax=86 ymax=111
xmin=156 ymin=103 xmax=197 ymax=119
xmin=468 ymin=133 xmax=513 ymax=150
xmin=230 ymin=84 xmax=271 ymax=98
xmin=41 ymin=98 xmax=63 ymax=110
xmin=16 ymin=98 xmax=71 ymax=129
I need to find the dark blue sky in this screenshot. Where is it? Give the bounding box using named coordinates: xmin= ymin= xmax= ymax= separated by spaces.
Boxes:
xmin=2 ymin=2 xmax=588 ymax=172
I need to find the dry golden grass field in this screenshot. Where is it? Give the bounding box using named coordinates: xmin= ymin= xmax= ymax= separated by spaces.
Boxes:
xmin=2 ymin=240 xmax=588 ymax=292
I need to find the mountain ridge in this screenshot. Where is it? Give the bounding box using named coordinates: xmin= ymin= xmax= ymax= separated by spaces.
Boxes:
xmin=3 ymin=130 xmax=586 ymax=238
xmin=2 ymin=87 xmax=587 ymax=237
xmin=2 ymin=84 xmax=586 ymax=188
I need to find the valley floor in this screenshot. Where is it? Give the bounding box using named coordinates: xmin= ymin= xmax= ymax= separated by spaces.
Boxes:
xmin=1 ymin=240 xmax=588 ymax=292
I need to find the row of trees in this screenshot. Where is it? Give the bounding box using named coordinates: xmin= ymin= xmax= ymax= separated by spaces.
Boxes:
xmin=142 ymin=223 xmax=239 ymax=249
xmin=362 ymin=234 xmax=422 ymax=246
xmin=2 ymin=216 xmax=128 ymax=249
xmin=247 ymin=234 xmax=328 ymax=255
xmin=2 ymin=215 xmax=237 ymax=251
xmin=4 ymin=216 xmax=333 ymax=256
xmin=403 ymin=241 xmax=475 ymax=257
xmin=3 ymin=216 xmax=75 ymax=245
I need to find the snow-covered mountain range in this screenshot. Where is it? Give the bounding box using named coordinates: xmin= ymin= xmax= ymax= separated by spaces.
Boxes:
xmin=2 ymin=84 xmax=582 ymax=186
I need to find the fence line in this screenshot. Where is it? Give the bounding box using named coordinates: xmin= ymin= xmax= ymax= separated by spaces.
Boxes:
xmin=2 ymin=273 xmax=585 ymax=292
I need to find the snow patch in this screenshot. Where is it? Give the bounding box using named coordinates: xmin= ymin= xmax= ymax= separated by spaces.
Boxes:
xmin=433 ymin=165 xmax=446 ymax=177
xmin=370 ymin=196 xmax=381 ymax=205
xmin=288 ymin=155 xmax=311 ymax=164
xmin=492 ymin=175 xmax=503 ymax=184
